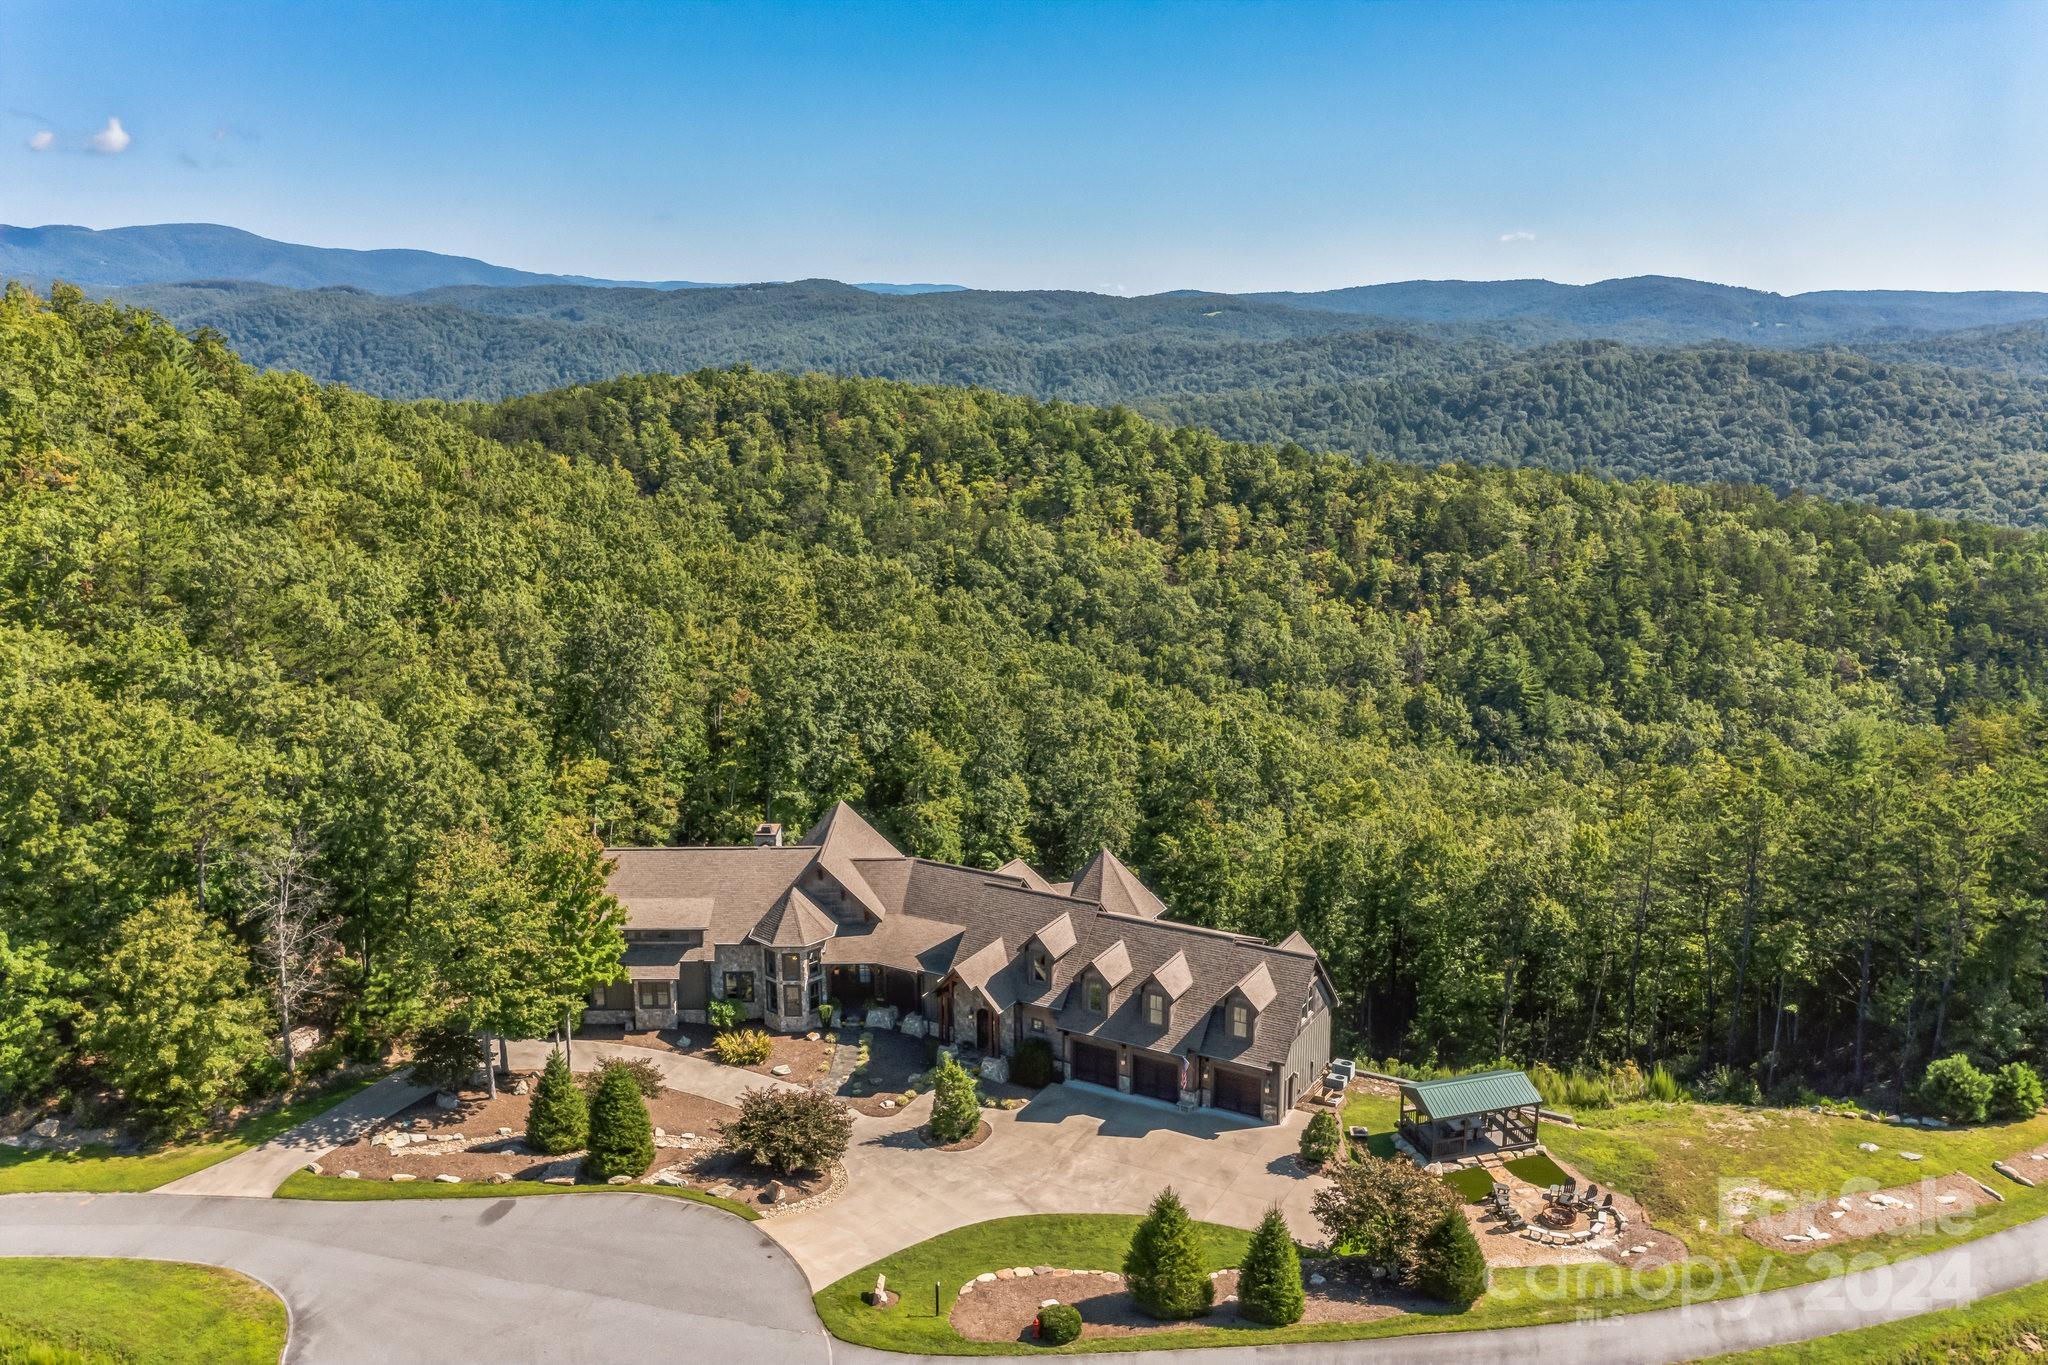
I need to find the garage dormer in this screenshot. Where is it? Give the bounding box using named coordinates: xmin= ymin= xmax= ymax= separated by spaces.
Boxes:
xmin=1026 ymin=913 xmax=1076 ymax=985
xmin=1137 ymin=950 xmax=1192 ymax=1028
xmin=1219 ymin=961 xmax=1277 ymax=1041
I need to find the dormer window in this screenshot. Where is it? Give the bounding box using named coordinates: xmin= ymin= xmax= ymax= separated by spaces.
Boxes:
xmin=1145 ymin=991 xmax=1165 ymax=1027
xmin=1031 ymin=954 xmax=1048 ymax=983
xmin=1229 ymin=1002 xmax=1250 ymax=1038
xmin=1086 ymin=978 xmax=1106 ymax=1013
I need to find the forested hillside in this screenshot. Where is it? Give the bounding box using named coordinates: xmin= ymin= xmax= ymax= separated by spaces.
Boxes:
xmin=7 ymin=284 xmax=2048 ymax=1133
xmin=109 ymin=279 xmax=2048 ymax=528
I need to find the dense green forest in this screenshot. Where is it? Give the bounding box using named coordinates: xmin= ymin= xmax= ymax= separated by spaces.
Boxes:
xmin=110 ymin=279 xmax=2048 ymax=528
xmin=7 ymin=284 xmax=2048 ymax=1135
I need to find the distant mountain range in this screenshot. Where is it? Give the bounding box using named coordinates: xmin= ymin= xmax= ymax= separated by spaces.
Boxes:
xmin=0 ymin=222 xmax=965 ymax=296
xmin=11 ymin=220 xmax=2048 ymax=527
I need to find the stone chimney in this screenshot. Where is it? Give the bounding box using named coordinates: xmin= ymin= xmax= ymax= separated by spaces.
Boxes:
xmin=752 ymin=822 xmax=784 ymax=848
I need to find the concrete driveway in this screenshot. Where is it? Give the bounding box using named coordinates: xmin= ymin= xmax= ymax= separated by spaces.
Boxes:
xmin=0 ymin=1191 xmax=827 ymax=1363
xmin=767 ymin=1081 xmax=1328 ymax=1287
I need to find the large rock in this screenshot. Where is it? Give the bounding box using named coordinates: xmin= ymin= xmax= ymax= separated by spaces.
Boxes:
xmin=979 ymin=1055 xmax=1009 ymax=1085
xmin=511 ymin=1079 xmax=530 ymax=1096
xmin=30 ymin=1118 xmax=61 ymax=1139
xmin=435 ymin=1092 xmax=461 ymax=1110
xmin=606 ymin=1174 xmax=634 ymax=1185
xmin=864 ymin=1006 xmax=900 ymax=1030
xmin=487 ymin=1172 xmax=515 ymax=1185
xmin=434 ymin=1173 xmax=462 ymax=1184
xmin=899 ymin=1014 xmax=929 ymax=1039
xmin=390 ymin=1173 xmax=417 ymax=1182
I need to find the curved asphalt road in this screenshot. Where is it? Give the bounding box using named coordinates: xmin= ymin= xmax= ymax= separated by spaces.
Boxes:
xmin=6 ymin=1189 xmax=2048 ymax=1363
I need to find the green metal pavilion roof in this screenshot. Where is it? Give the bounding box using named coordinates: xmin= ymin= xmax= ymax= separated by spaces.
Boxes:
xmin=1399 ymin=1069 xmax=1542 ymax=1122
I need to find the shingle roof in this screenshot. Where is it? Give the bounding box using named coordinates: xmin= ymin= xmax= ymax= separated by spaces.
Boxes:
xmin=1031 ymin=913 xmax=1077 ymax=960
xmin=1232 ymin=962 xmax=1278 ymax=1012
xmin=997 ymin=859 xmax=1053 ymax=892
xmin=747 ymin=887 xmax=837 ymax=947
xmin=607 ymin=808 xmax=1331 ymax=1072
xmin=1070 ymin=849 xmax=1166 ymax=919
xmin=1148 ymin=950 xmax=1193 ymax=1000
xmin=1401 ymin=1070 xmax=1543 ymax=1123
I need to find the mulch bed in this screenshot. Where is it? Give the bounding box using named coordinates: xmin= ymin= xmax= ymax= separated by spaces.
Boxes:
xmin=1742 ymin=1173 xmax=1996 ymax=1252
xmin=681 ymin=1149 xmax=837 ymax=1207
xmin=318 ymin=1079 xmax=737 ymax=1184
xmin=666 ymin=1024 xmax=839 ymax=1082
xmin=949 ymin=1262 xmax=1415 ymax=1343
xmin=920 ymin=1120 xmax=992 ymax=1152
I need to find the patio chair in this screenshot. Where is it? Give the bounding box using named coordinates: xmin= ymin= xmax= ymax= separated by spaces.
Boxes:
xmin=1602 ymin=1192 xmax=1615 ymax=1209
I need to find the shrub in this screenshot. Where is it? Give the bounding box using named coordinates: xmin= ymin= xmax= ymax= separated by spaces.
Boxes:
xmin=719 ymin=1086 xmax=853 ymax=1173
xmin=928 ymin=1051 xmax=982 ymax=1144
xmin=1698 ymin=1063 xmax=1764 ymax=1107
xmin=1123 ymin=1187 xmax=1213 ymax=1320
xmin=712 ymin=1028 xmax=774 ymax=1066
xmin=407 ymin=1021 xmax=482 ymax=1093
xmin=526 ymin=1050 xmax=588 ymax=1154
xmin=1298 ymin=1109 xmax=1341 ymax=1167
xmin=1921 ymin=1053 xmax=1993 ymax=1124
xmin=707 ymin=997 xmax=744 ymax=1031
xmin=1415 ymin=1206 xmax=1488 ymax=1306
xmin=582 ymin=1063 xmax=655 ymax=1181
xmin=1992 ymin=1062 xmax=2045 ymax=1121
xmin=1235 ymin=1207 xmax=1304 ymax=1326
xmin=1312 ymin=1154 xmax=1455 ymax=1279
xmin=817 ymin=1000 xmax=837 ymax=1029
xmin=1644 ymin=1063 xmax=1687 ymax=1103
xmin=1011 ymin=1037 xmax=1056 ymax=1089
xmin=582 ymin=1055 xmax=663 ymax=1099
xmin=1036 ymin=1303 xmax=1082 ymax=1345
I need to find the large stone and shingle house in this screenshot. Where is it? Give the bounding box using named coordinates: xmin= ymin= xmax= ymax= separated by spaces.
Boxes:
xmin=588 ymin=803 xmax=1337 ymax=1123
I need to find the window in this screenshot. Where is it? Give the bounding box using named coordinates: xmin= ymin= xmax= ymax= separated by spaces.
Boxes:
xmin=1030 ymin=1017 xmax=1045 ymax=1033
xmin=1229 ymin=1002 xmax=1249 ymax=1038
xmin=1145 ymin=991 xmax=1165 ymax=1027
xmin=637 ymin=982 xmax=672 ymax=1010
xmin=593 ymin=981 xmax=633 ymax=1011
xmin=783 ymin=982 xmax=803 ymax=1015
xmin=1031 ymin=954 xmax=1047 ymax=983
xmin=722 ymin=971 xmax=755 ymax=1002
xmin=1086 ymin=978 xmax=1105 ymax=1013
xmin=857 ymin=964 xmax=872 ymax=984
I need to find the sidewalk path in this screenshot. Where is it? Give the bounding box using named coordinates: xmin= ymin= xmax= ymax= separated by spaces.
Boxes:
xmin=156 ymin=1073 xmax=430 ymax=1198
xmin=503 ymin=1037 xmax=809 ymax=1106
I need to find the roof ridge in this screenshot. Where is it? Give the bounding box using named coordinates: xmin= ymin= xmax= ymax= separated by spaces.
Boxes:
xmin=1093 ymin=908 xmax=1269 ymax=945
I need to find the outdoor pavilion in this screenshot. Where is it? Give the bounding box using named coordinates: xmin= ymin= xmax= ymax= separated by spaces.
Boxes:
xmin=1396 ymin=1068 xmax=1543 ymax=1163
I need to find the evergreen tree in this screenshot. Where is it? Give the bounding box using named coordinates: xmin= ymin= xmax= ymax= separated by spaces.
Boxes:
xmin=582 ymin=1061 xmax=654 ymax=1180
xmin=1123 ymin=1187 xmax=1214 ymax=1321
xmin=526 ymin=1048 xmax=588 ymax=1154
xmin=1298 ymin=1109 xmax=1340 ymax=1167
xmin=1415 ymin=1207 xmax=1487 ymax=1306
xmin=1992 ymin=1062 xmax=2045 ymax=1121
xmin=928 ymin=1051 xmax=981 ymax=1144
xmin=1235 ymin=1207 xmax=1304 ymax=1326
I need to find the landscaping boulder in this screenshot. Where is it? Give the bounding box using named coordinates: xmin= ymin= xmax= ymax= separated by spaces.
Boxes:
xmin=770 ymin=1064 xmax=792 ymax=1077
xmin=763 ymin=1180 xmax=784 ymax=1204
xmin=606 ymin=1174 xmax=634 ymax=1185
xmin=899 ymin=1014 xmax=929 ymax=1039
xmin=511 ymin=1079 xmax=530 ymax=1096
xmin=390 ymin=1173 xmax=417 ymax=1182
xmin=435 ymin=1092 xmax=462 ymax=1111
xmin=979 ymin=1055 xmax=1009 ymax=1085
xmin=31 ymin=1118 xmax=61 ymax=1139
xmin=863 ymin=1006 xmax=899 ymax=1030
xmin=304 ymin=1161 xmax=323 ymax=1175
xmin=487 ymin=1172 xmax=514 ymax=1185
xmin=339 ymin=1170 xmax=360 ymax=1179
xmin=435 ymin=1174 xmax=462 ymax=1184
xmin=543 ymin=1176 xmax=575 ymax=1185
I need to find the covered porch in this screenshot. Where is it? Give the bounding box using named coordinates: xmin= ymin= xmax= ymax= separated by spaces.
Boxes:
xmin=1397 ymin=1069 xmax=1543 ymax=1163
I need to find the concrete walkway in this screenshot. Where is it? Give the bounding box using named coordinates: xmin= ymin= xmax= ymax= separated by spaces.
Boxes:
xmin=156 ymin=1073 xmax=431 ymax=1198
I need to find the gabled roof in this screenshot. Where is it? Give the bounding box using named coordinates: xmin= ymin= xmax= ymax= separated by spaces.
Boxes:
xmin=748 ymin=887 xmax=837 ymax=947
xmin=1146 ymin=950 xmax=1193 ymax=1001
xmin=1030 ymin=913 xmax=1077 ymax=960
xmin=1230 ymin=961 xmax=1278 ymax=1012
xmin=997 ymin=859 xmax=1053 ymax=892
xmin=1089 ymin=939 xmax=1133 ymax=989
xmin=1401 ymin=1070 xmax=1543 ymax=1123
xmin=1070 ymin=848 xmax=1166 ymax=920
xmin=800 ymin=801 xmax=894 ymax=920
xmin=947 ymin=936 xmax=1019 ymax=1011
xmin=1275 ymin=931 xmax=1315 ymax=955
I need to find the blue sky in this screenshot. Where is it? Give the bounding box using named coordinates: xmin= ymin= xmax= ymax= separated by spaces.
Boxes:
xmin=5 ymin=0 xmax=2045 ymax=294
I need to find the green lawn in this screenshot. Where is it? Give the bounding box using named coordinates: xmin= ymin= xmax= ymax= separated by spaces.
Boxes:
xmin=273 ymin=1169 xmax=759 ymax=1220
xmin=1443 ymin=1167 xmax=1496 ymax=1203
xmin=1339 ymin=1091 xmax=1401 ymax=1158
xmin=0 ymin=1072 xmax=384 ymax=1196
xmin=1502 ymin=1152 xmax=1570 ymax=1189
xmin=0 ymin=1258 xmax=286 ymax=1365
xmin=1708 ymin=1276 xmax=2048 ymax=1362
xmin=816 ymin=1096 xmax=2048 ymax=1354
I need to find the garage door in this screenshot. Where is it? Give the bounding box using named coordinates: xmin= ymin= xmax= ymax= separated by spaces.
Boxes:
xmin=1069 ymin=1040 xmax=1119 ymax=1088
xmin=1211 ymin=1065 xmax=1264 ymax=1117
xmin=1131 ymin=1054 xmax=1181 ymax=1104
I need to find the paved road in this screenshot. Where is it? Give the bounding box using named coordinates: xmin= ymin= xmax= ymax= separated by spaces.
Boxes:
xmin=5 ymin=1187 xmax=2048 ymax=1362
xmin=0 ymin=1191 xmax=827 ymax=1364
xmin=156 ymin=1074 xmax=431 ymax=1198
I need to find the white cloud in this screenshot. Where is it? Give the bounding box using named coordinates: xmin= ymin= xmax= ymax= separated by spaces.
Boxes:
xmin=88 ymin=117 xmax=131 ymax=154
xmin=1499 ymin=230 xmax=1537 ymax=243
xmin=28 ymin=129 xmax=54 ymax=151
